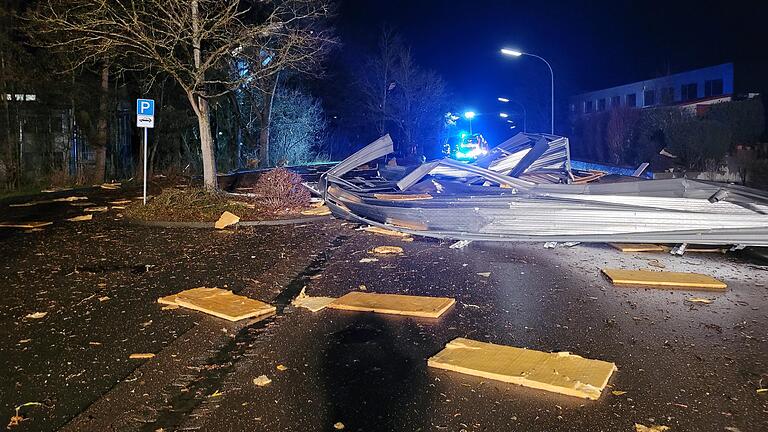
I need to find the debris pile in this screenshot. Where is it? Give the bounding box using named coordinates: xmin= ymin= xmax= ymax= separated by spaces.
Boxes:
xmin=319 ymin=134 xmax=768 ymax=246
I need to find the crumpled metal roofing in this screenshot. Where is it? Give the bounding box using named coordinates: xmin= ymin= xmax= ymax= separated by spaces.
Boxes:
xmin=320 ymin=133 xmax=768 ymax=246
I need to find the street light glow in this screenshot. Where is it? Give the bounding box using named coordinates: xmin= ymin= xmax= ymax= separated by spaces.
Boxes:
xmin=501 ymin=48 xmax=523 ymax=57
xmin=497 ymin=97 xmax=510 ymax=103
xmin=464 ymin=111 xmax=476 ymax=120
xmin=499 ymin=112 xmax=509 ymax=118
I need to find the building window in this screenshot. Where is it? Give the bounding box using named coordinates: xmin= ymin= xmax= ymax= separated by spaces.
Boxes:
xmin=681 ymin=83 xmax=698 ymax=101
xmin=626 ymin=93 xmax=637 ymax=107
xmin=597 ymin=98 xmax=606 ymax=111
xmin=584 ymin=100 xmax=593 ymax=113
xmin=660 ymin=87 xmax=674 ymax=104
xmin=643 ymin=89 xmax=655 ymax=106
xmin=611 ymin=96 xmax=620 ymax=107
xmin=704 ymin=79 xmax=723 ymax=97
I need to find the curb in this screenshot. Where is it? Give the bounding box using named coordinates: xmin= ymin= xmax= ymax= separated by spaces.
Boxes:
xmin=124 ymin=216 xmax=332 ymax=229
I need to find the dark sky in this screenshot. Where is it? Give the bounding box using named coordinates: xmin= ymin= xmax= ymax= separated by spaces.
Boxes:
xmin=335 ymin=0 xmax=768 ymax=142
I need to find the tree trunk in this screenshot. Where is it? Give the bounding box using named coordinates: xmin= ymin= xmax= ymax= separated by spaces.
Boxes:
xmin=190 ymin=0 xmax=216 ymax=189
xmin=93 ymin=62 xmax=109 ymax=183
xmin=187 ymin=91 xmax=217 ymax=189
xmin=258 ymin=75 xmax=279 ymax=168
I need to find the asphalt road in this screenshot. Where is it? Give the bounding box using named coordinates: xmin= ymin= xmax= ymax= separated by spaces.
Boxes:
xmin=2 ymin=187 xmax=767 ymax=432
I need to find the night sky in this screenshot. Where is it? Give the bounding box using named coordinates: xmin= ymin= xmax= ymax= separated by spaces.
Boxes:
xmin=336 ymin=0 xmax=768 ymax=143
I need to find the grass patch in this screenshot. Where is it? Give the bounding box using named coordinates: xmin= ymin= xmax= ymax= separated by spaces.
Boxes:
xmin=124 ymin=186 xmax=310 ymax=223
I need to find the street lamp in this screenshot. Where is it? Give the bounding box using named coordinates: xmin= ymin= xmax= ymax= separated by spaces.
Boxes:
xmin=464 ymin=111 xmax=476 ymax=134
xmin=497 ymin=97 xmax=527 ymax=133
xmin=500 ymin=48 xmax=554 ymax=134
xmin=499 ymin=112 xmax=509 ymax=118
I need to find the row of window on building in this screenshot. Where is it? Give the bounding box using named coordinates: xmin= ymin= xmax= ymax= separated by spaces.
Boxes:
xmin=572 ymin=78 xmax=724 ymax=114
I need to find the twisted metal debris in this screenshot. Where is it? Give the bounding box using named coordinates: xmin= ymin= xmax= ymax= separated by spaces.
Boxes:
xmin=320 ymin=134 xmax=768 ymax=246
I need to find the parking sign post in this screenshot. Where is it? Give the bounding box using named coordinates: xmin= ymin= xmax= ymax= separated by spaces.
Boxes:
xmin=136 ymin=99 xmax=155 ymax=205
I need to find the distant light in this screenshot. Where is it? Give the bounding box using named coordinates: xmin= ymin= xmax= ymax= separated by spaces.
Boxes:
xmin=501 ymin=48 xmax=523 ymax=57
xmin=510 ymin=125 xmax=517 ymax=129
xmin=497 ymin=97 xmax=510 ymax=103
xmin=506 ymin=120 xmax=515 ymax=124
xmin=499 ymin=112 xmax=509 ymax=118
xmin=464 ymin=111 xmax=476 ymax=120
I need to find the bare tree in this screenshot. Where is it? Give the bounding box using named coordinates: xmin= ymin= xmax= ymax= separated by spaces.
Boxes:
xmin=30 ymin=0 xmax=333 ymax=188
xmin=358 ymin=29 xmax=448 ymax=158
xmin=269 ymin=84 xmax=326 ymax=165
xmin=357 ymin=28 xmax=400 ymax=137
xmin=389 ymin=47 xmax=447 ymax=157
xmin=237 ymin=1 xmax=335 ymax=167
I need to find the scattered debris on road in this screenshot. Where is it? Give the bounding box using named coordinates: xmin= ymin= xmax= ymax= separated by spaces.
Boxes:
xmin=686 ymin=297 xmax=714 ymax=304
xmin=333 ymin=422 xmax=345 ymax=430
xmin=8 ymin=196 xmax=88 ymax=207
xmin=214 ymin=211 xmax=240 ymax=229
xmin=358 ymin=257 xmax=378 ymax=263
xmin=84 ymin=206 xmax=109 ymax=213
xmin=361 ymin=225 xmax=411 ymax=238
xmin=611 ymin=243 xmax=666 ymax=253
xmin=634 ymin=424 xmax=670 ymax=432
xmin=253 ymin=375 xmax=272 ymax=387
xmin=291 ymin=287 xmax=336 ymax=312
xmin=99 ymin=182 xmax=121 ymax=190
xmin=428 ymin=338 xmax=617 ymax=400
xmin=328 ymin=291 xmax=455 ymax=318
xmin=24 ymin=311 xmax=47 ymax=319
xmin=66 ymin=214 xmax=93 ymax=222
xmin=602 ymin=268 xmax=727 ymax=290
xmin=0 ymin=221 xmax=52 ymax=229
xmin=301 ymin=205 xmax=331 ymax=216
xmin=6 ymin=402 xmax=43 ymax=429
xmin=158 ymin=287 xmax=275 ymax=321
xmin=370 ymin=245 xmax=403 ymax=255
xmin=129 ymin=353 xmax=155 ymax=359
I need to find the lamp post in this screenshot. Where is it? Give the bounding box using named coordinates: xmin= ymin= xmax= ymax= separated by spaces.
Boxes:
xmin=464 ymin=111 xmax=476 ymax=134
xmin=500 ymin=48 xmax=554 ymax=134
xmin=497 ymin=97 xmax=527 ymax=133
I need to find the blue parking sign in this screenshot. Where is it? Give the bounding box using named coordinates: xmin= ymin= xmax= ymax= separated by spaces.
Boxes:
xmin=136 ymin=99 xmax=155 ymax=128
xmin=137 ymin=99 xmax=154 ymax=116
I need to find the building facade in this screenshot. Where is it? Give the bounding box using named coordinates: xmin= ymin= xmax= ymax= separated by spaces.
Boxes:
xmin=569 ymin=63 xmax=735 ymax=117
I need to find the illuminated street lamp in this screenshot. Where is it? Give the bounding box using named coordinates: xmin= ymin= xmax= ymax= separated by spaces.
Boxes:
xmin=500 ymin=48 xmax=554 ymax=134
xmin=499 ymin=112 xmax=509 ymax=118
xmin=464 ymin=111 xmax=476 ymax=134
xmin=497 ymin=97 xmax=527 ymax=133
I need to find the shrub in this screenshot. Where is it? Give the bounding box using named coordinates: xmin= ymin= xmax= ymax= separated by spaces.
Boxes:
xmin=252 ymin=168 xmax=310 ymax=211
